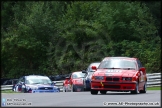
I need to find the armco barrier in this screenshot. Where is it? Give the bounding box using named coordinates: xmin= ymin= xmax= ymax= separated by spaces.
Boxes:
xmin=146 ymin=73 xmax=161 ymax=87
xmin=1 ymin=73 xmax=161 ymax=91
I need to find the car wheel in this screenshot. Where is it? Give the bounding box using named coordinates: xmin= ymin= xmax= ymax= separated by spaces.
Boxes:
xmin=91 ymin=89 xmax=98 ymax=95
xmin=84 ymin=84 xmax=87 ymax=91
xmin=131 ymin=82 xmax=139 ymax=94
xmin=83 ymin=82 xmax=86 ymax=91
xmin=81 ymin=87 xmax=84 ymax=92
xmin=100 ymin=90 xmax=107 ymax=94
xmin=140 ymin=82 xmax=147 ymax=93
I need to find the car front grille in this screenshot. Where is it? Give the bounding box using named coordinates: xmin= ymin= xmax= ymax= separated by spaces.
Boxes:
xmin=106 ymin=77 xmax=112 ymax=81
xmin=38 ymin=87 xmax=53 ymax=90
xmin=104 ymin=85 xmax=120 ymax=89
xmin=106 ymin=77 xmax=120 ymax=81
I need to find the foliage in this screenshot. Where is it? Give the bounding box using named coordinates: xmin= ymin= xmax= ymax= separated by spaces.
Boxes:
xmin=1 ymin=1 xmax=161 ymax=78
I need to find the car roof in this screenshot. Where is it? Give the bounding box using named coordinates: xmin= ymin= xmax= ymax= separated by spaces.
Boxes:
xmin=26 ymin=75 xmax=47 ymax=76
xmin=103 ymin=57 xmax=137 ymax=60
xmin=25 ymin=75 xmax=49 ymax=79
xmin=72 ymin=71 xmax=82 ymax=73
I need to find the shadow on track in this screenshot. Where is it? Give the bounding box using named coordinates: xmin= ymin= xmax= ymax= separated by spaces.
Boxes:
xmin=97 ymin=92 xmax=148 ymax=95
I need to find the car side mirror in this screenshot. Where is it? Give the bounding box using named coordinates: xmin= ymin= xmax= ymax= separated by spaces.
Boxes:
xmin=139 ymin=67 xmax=146 ymax=73
xmin=51 ymin=81 xmax=56 ymax=86
xmin=82 ymin=70 xmax=87 ymax=73
xmin=53 ymin=81 xmax=56 ymax=85
xmin=91 ymin=66 xmax=97 ymax=71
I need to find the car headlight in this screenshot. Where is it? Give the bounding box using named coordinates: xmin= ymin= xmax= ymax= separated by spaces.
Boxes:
xmin=122 ymin=77 xmax=132 ymax=81
xmin=92 ymin=76 xmax=104 ymax=80
xmin=76 ymin=80 xmax=82 ymax=83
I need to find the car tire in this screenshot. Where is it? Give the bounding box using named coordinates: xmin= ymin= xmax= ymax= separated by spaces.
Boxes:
xmin=140 ymin=82 xmax=147 ymax=93
xmin=83 ymin=83 xmax=86 ymax=91
xmin=91 ymin=89 xmax=98 ymax=95
xmin=131 ymin=82 xmax=139 ymax=94
xmin=100 ymin=90 xmax=107 ymax=94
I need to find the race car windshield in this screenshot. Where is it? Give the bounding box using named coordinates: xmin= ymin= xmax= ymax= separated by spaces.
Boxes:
xmin=72 ymin=72 xmax=85 ymax=79
xmin=26 ymin=77 xmax=52 ymax=84
xmin=98 ymin=59 xmax=136 ymax=70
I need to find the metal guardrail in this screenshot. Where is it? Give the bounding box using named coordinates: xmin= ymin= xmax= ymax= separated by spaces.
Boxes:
xmin=1 ymin=73 xmax=161 ymax=91
xmin=146 ymin=73 xmax=161 ymax=87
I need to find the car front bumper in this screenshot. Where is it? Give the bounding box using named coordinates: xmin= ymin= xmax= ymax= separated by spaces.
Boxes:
xmin=31 ymin=89 xmax=60 ymax=93
xmin=91 ymin=81 xmax=137 ymax=91
xmin=73 ymin=84 xmax=84 ymax=92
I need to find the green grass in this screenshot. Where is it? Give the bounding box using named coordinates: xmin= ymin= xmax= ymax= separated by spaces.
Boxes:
xmin=1 ymin=90 xmax=20 ymax=93
xmin=147 ymin=86 xmax=161 ymax=90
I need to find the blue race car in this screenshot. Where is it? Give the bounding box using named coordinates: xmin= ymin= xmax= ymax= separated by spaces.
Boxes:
xmin=82 ymin=62 xmax=100 ymax=91
xmin=13 ymin=75 xmax=60 ymax=93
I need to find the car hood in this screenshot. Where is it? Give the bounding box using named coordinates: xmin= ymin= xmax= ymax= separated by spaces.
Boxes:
xmin=26 ymin=84 xmax=54 ymax=88
xmin=93 ymin=69 xmax=137 ymax=77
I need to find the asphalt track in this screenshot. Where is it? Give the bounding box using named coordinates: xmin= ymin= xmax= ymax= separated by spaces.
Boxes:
xmin=1 ymin=90 xmax=161 ymax=107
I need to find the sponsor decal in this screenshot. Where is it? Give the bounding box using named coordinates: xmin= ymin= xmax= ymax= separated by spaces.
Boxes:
xmin=100 ymin=82 xmax=104 ymax=86
xmin=106 ymin=70 xmax=122 ymax=73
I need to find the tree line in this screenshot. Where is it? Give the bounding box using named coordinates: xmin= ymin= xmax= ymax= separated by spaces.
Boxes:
xmin=1 ymin=1 xmax=161 ymax=78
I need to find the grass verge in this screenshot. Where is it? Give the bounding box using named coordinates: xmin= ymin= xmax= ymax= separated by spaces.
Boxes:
xmin=147 ymin=86 xmax=161 ymax=90
xmin=1 ymin=90 xmax=20 ymax=93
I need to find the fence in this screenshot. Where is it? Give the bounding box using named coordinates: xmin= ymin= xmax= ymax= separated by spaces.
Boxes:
xmin=1 ymin=73 xmax=161 ymax=91
xmin=146 ymin=73 xmax=161 ymax=87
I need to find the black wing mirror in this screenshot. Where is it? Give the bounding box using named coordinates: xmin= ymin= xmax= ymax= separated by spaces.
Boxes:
xmin=82 ymin=70 xmax=87 ymax=73
xmin=51 ymin=81 xmax=56 ymax=86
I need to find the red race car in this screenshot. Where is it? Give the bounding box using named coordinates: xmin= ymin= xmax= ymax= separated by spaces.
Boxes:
xmin=90 ymin=57 xmax=147 ymax=95
xmin=63 ymin=71 xmax=85 ymax=92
